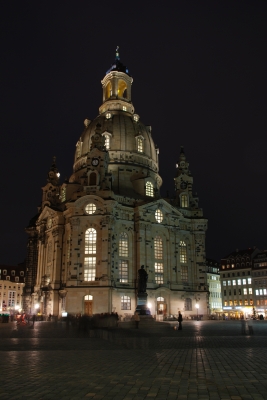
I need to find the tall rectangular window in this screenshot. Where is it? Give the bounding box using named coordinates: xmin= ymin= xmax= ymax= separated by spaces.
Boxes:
xmin=119 ymin=260 xmax=128 ymax=283
xmin=155 ymin=263 xmax=163 ymax=284
xmin=181 ymin=266 xmax=188 ymax=282
xmin=84 ymin=228 xmax=97 ymax=281
xmin=179 ymin=241 xmax=187 ymax=263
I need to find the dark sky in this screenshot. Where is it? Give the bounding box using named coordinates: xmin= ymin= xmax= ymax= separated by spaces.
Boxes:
xmin=1 ymin=1 xmax=267 ymax=266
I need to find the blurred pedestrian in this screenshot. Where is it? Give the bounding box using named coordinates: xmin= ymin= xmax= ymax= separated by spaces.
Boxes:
xmin=134 ymin=311 xmax=140 ymax=329
xmin=178 ymin=311 xmax=183 ymax=330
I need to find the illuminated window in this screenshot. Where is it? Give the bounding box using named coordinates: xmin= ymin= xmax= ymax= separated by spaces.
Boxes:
xmin=239 ymin=300 xmax=242 ymax=305
xmin=181 ymin=194 xmax=188 ymax=208
xmin=224 ymin=301 xmax=228 ymax=306
xmin=118 ymin=79 xmax=127 ymax=98
xmin=133 ymin=114 xmax=139 ymax=122
xmin=223 ymin=281 xmax=226 ymax=286
xmin=242 ymin=279 xmax=246 ymax=285
xmin=122 ymin=106 xmax=127 ymax=111
xmin=250 ymin=299 xmax=253 ymax=305
xmin=154 ymin=236 xmax=163 ymax=259
xmin=232 ymin=280 xmax=236 ymax=285
xmin=231 ymin=264 xmax=235 ymax=268
xmin=61 ymin=187 xmax=66 ymax=202
xmin=181 ymin=266 xmax=188 ymax=282
xmin=247 ymin=278 xmax=251 ymax=284
xmin=121 ymin=296 xmax=131 ymax=310
xmin=237 ymin=279 xmax=241 ymax=285
xmin=146 ymin=182 xmax=154 ymax=197
xmin=85 ymin=203 xmax=96 ymax=215
xmin=249 ymin=288 xmax=252 ymax=294
xmin=179 ymin=241 xmax=187 ymax=263
xmin=119 ymin=233 xmax=128 ymax=257
xmin=155 ymin=263 xmax=163 ymax=284
xmin=137 ymin=137 xmax=143 ymax=152
xmin=84 ymin=228 xmax=97 ymax=281
xmin=104 ymin=134 xmax=110 ymax=149
xmin=155 ymin=209 xmax=163 ymax=223
xmin=119 ymin=260 xmax=128 ymax=283
xmin=243 ymin=288 xmax=247 ymax=295
xmin=244 ymin=299 xmax=248 ymax=305
xmin=228 ymin=281 xmax=231 ymax=286
xmin=106 ymin=112 xmax=112 ymax=119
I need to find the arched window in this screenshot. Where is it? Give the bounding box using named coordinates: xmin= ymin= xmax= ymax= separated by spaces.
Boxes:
xmin=146 ymin=182 xmax=154 ymax=197
xmin=121 ymin=295 xmax=131 ymax=310
xmin=117 ymin=79 xmax=127 ymax=99
xmin=119 ymin=232 xmax=128 ymax=257
xmin=181 ymin=194 xmax=188 ymax=208
xmin=84 ymin=228 xmax=97 ymax=281
xmin=137 ymin=137 xmax=143 ymax=152
xmin=119 ymin=232 xmax=129 ymax=282
xmin=154 ymin=236 xmax=163 ymax=284
xmin=179 ymin=241 xmax=187 ymax=263
xmin=89 ymin=172 xmax=97 ymax=186
xmin=105 ymin=81 xmax=112 ymax=99
xmin=184 ymin=298 xmax=192 ymax=311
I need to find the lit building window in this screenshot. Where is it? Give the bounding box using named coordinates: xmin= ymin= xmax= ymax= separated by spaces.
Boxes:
xmin=119 ymin=233 xmax=128 ymax=257
xmin=181 ymin=194 xmax=188 ymax=208
xmin=85 ymin=203 xmax=96 ymax=215
xmin=181 ymin=266 xmax=188 ymax=282
xmin=121 ymin=295 xmax=131 ymax=310
xmin=155 ymin=263 xmax=163 ymax=284
xmin=237 ymin=279 xmax=241 ymax=285
xmin=243 ymin=278 xmax=246 ymax=285
xmin=155 ymin=209 xmax=163 ymax=223
xmin=106 ymin=112 xmax=112 ymax=119
xmin=104 ymin=134 xmax=110 ymax=150
xmin=223 ymin=281 xmax=226 ymax=286
xmin=122 ymin=106 xmax=127 ymax=111
xmin=154 ymin=236 xmax=163 ymax=284
xmin=249 ymin=288 xmax=252 ymax=294
xmin=243 ymin=288 xmax=247 ymax=295
xmin=154 ymin=236 xmax=163 ymax=259
xmin=84 ymin=228 xmax=97 ymax=281
xmin=133 ymin=114 xmax=139 ymax=122
xmin=137 ymin=137 xmax=143 ymax=152
xmin=228 ymin=281 xmax=231 ymax=286
xmin=119 ymin=260 xmax=128 ymax=283
xmin=232 ymin=280 xmax=236 ymax=285
xmin=146 ymin=182 xmax=154 ymax=197
xmin=248 ymin=278 xmax=251 ymax=284
xmin=179 ymin=241 xmax=187 ymax=263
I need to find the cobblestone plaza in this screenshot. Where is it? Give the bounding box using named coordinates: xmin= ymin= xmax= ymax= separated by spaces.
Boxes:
xmin=0 ymin=320 xmax=267 ymax=399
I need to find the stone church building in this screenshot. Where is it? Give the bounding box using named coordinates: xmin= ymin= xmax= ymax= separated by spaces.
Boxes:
xmin=23 ymin=50 xmax=208 ymax=319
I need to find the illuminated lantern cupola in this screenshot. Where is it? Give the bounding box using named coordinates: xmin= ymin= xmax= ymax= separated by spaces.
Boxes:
xmin=99 ymin=47 xmax=134 ymax=115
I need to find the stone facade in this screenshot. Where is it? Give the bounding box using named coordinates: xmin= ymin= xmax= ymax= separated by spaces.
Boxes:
xmin=23 ymin=51 xmax=208 ymax=319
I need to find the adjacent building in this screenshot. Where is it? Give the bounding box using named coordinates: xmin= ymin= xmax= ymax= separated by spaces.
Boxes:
xmin=220 ymin=248 xmax=260 ymax=319
xmin=252 ymin=250 xmax=267 ymax=316
xmin=205 ymin=258 xmax=222 ymax=317
xmin=23 ymin=50 xmax=209 ymax=319
xmin=0 ymin=264 xmax=25 ymax=314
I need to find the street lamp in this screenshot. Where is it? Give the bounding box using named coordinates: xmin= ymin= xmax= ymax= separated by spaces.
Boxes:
xmin=196 ymin=303 xmax=199 ymax=321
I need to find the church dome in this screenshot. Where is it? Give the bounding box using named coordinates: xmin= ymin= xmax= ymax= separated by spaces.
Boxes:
xmin=71 ymin=50 xmax=162 ymax=200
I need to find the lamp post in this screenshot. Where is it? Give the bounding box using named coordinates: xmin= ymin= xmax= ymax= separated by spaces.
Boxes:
xmin=196 ymin=303 xmax=199 ymax=321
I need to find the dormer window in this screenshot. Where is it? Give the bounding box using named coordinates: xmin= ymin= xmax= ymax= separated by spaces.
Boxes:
xmin=146 ymin=182 xmax=154 ymax=197
xmin=133 ymin=114 xmax=139 ymax=122
xmin=106 ymin=112 xmax=112 ymax=119
xmin=136 ymin=136 xmax=144 ymax=152
xmin=122 ymin=106 xmax=127 ymax=112
xmin=181 ymin=194 xmax=188 ymax=208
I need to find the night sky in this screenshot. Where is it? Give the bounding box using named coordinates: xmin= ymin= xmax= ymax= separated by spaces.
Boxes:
xmin=1 ymin=1 xmax=267 ymax=266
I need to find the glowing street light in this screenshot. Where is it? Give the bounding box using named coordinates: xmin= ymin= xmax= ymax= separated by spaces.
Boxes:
xmin=196 ymin=303 xmax=199 ymax=321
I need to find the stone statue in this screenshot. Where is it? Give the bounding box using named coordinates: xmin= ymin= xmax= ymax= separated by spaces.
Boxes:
xmin=138 ymin=265 xmax=148 ymax=293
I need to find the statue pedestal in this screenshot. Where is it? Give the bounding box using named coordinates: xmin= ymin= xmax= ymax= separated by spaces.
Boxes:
xmin=136 ymin=292 xmax=151 ymax=315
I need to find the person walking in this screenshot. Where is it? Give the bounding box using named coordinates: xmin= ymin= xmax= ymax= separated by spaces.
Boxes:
xmin=178 ymin=311 xmax=183 ymax=330
xmin=134 ymin=311 xmax=140 ymax=329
